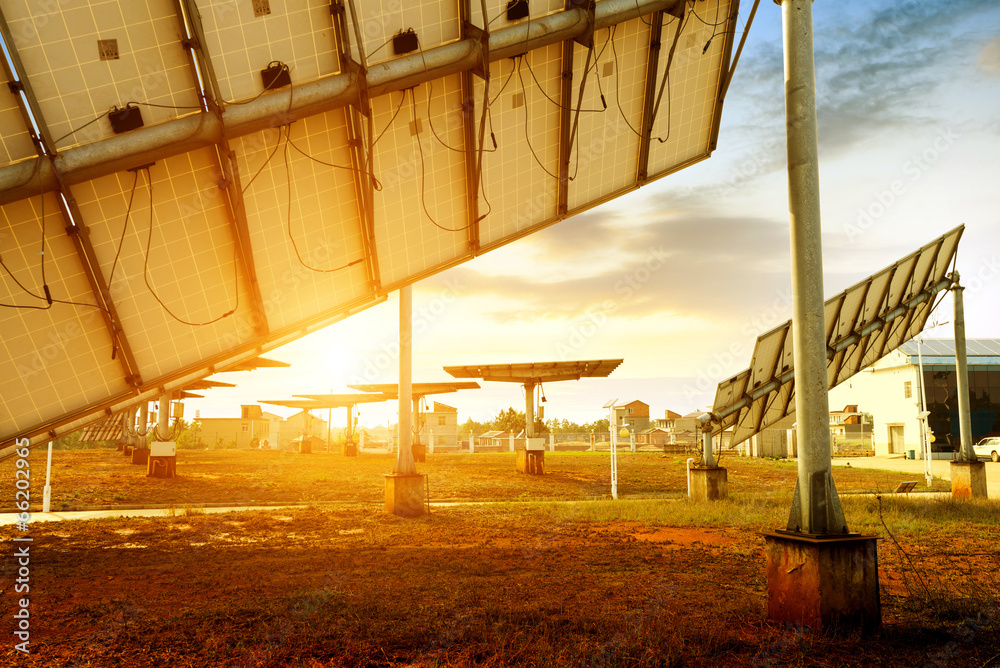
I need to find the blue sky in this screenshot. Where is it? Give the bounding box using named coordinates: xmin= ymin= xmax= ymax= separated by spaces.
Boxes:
xmin=189 ymin=0 xmax=1000 ymax=430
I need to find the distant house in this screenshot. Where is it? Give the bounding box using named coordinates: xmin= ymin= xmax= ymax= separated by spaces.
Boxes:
xmin=198 ymin=405 xmax=284 ymax=449
xmin=478 ymin=430 xmax=509 ymax=449
xmin=636 ymin=427 xmax=671 ymax=445
xmin=281 ymin=410 xmax=329 ymax=451
xmin=419 ymin=402 xmax=459 ymax=449
xmin=614 ymin=400 xmax=650 ymax=431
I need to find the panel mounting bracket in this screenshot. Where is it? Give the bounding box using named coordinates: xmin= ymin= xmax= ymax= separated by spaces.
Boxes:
xmin=570 ymin=0 xmax=596 ymax=49
xmin=462 ymin=21 xmax=490 ymax=81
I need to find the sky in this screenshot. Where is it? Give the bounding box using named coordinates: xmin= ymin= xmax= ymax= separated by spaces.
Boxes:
xmin=187 ymin=0 xmax=1000 ymax=431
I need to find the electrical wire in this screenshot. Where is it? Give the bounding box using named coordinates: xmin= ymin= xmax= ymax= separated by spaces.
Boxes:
xmin=281 ymin=125 xmax=370 ymax=271
xmin=648 ymin=11 xmax=688 ymax=146
xmin=371 ymin=91 xmax=407 ymax=148
xmin=408 ymin=89 xmax=471 ymax=233
xmin=515 ymin=56 xmax=562 ymax=181
xmin=139 ymin=166 xmax=238 ymax=326
xmin=108 ymin=170 xmax=139 ymax=288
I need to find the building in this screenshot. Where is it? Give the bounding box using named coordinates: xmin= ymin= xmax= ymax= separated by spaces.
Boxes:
xmin=614 ymin=400 xmax=650 ymax=431
xmin=418 ymin=402 xmax=459 ymax=449
xmin=198 ymin=405 xmax=284 ymax=449
xmin=280 ymin=410 xmax=329 ymax=451
xmin=829 ymin=339 xmax=1000 ymax=457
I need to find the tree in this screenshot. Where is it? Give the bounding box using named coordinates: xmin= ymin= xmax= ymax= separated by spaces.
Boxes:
xmin=492 ymin=407 xmax=525 ymax=434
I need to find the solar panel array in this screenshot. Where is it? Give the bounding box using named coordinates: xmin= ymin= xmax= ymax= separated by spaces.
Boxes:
xmin=0 ymin=0 xmax=740 ymax=446
xmin=712 ymin=225 xmax=964 ymax=446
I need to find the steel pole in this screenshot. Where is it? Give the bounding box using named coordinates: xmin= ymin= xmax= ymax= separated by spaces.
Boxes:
xmin=916 ymin=337 xmax=933 ymax=486
xmin=42 ymin=441 xmax=53 ymax=512
xmin=951 ymin=273 xmax=975 ymax=462
xmin=395 ymin=286 xmax=415 ymax=474
xmin=701 ymin=427 xmax=716 ymax=467
xmin=524 ymin=381 xmax=536 ymax=439
xmin=779 ymin=0 xmax=846 ymax=535
xmin=157 ymin=394 xmax=171 ymax=441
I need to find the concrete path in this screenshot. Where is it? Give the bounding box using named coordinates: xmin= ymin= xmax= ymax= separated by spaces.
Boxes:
xmin=831 ymin=455 xmax=999 ymax=498
xmin=0 ymin=504 xmax=304 ymax=527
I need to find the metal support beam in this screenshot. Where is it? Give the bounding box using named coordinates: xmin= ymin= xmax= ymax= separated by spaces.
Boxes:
xmin=636 ymin=11 xmax=664 ymax=183
xmin=0 ymin=0 xmax=685 ymax=205
xmin=174 ymin=0 xmax=270 ymax=337
xmin=460 ymin=1 xmax=488 ymax=253
xmin=524 ymin=381 xmax=537 ymax=438
xmin=701 ymin=426 xmax=715 ymax=467
xmin=778 ymin=0 xmax=846 ymax=536
xmin=333 ymin=0 xmax=382 ymax=293
xmin=951 ymin=272 xmax=975 ymax=462
xmin=395 ymin=286 xmax=416 ymax=475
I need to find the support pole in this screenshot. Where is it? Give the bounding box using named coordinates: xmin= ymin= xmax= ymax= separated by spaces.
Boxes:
xmin=157 ymin=394 xmax=171 ymax=441
xmin=524 ymin=381 xmax=536 ymax=438
xmin=779 ymin=0 xmax=846 ymax=536
xmin=916 ymin=336 xmax=934 ymax=486
xmin=701 ymin=427 xmax=716 ymax=467
xmin=42 ymin=441 xmax=53 ymax=512
xmin=395 ymin=286 xmax=415 ymax=475
xmin=951 ymin=273 xmax=975 ymax=462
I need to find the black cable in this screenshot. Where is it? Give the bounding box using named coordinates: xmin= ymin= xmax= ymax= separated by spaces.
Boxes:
xmin=139 ymin=166 xmax=238 ymax=326
xmin=51 ymin=111 xmax=111 ymax=145
xmin=523 ymin=55 xmax=606 ymax=114
xmin=109 ymin=170 xmax=139 ymax=288
xmin=371 ymin=91 xmax=407 ymax=148
xmin=282 ymin=126 xmax=370 ymax=271
xmin=241 ymin=126 xmax=284 ymax=195
xmin=515 ymin=56 xmax=562 ymax=181
xmin=286 ymin=132 xmax=384 ymax=190
xmin=649 ymin=12 xmax=688 ymax=146
xmin=610 ymin=25 xmax=646 ymax=140
xmin=408 ymin=89 xmax=470 ymax=233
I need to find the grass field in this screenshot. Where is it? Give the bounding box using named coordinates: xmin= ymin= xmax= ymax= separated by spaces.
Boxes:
xmin=1 ymin=449 xmax=996 ymax=667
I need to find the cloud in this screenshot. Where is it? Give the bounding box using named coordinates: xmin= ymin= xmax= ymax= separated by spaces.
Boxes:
xmin=979 ymin=38 xmax=1000 ymax=75
xmin=425 ymin=212 xmax=794 ymax=323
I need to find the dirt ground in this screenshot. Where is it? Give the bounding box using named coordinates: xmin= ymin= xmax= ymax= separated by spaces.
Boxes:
xmin=0 ymin=448 xmax=951 ymax=510
xmin=1 ymin=450 xmax=996 ymax=667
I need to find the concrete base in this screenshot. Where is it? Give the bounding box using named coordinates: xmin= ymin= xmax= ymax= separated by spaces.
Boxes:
xmin=117 ymin=442 xmax=125 ymax=451
xmin=344 ymin=443 xmax=357 ymax=457
xmin=412 ymin=443 xmax=426 ymax=463
xmin=147 ymin=455 xmax=176 ymax=478
xmin=516 ymin=450 xmax=545 ymax=475
xmin=130 ymin=448 xmax=149 ymax=465
xmin=384 ymin=474 xmax=426 ymax=518
xmin=764 ymin=532 xmax=880 ymax=633
xmin=299 ymin=442 xmax=311 ymax=454
xmin=122 ymin=445 xmax=132 ymax=456
xmin=689 ymin=466 xmax=728 ymax=501
xmin=950 ymin=460 xmax=988 ymax=499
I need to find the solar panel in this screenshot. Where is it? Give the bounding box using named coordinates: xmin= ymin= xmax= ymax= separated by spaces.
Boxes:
xmin=713 ymin=225 xmax=964 ymax=446
xmin=1 ymin=0 xmax=741 ymax=448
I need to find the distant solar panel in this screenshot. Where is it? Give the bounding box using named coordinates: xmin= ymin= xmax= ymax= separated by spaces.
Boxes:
xmin=713 ymin=225 xmax=964 ymax=446
xmin=0 ymin=0 xmax=743 ymax=448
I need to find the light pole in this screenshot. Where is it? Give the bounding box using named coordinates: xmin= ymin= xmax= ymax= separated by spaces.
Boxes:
xmin=915 ymin=321 xmax=948 ymax=487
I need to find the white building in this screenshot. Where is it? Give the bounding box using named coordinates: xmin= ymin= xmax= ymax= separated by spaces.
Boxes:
xmin=829 ymin=339 xmax=1000 ymax=458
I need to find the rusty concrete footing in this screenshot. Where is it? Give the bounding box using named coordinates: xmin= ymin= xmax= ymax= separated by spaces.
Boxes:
xmin=412 ymin=443 xmax=426 ymax=463
xmin=131 ymin=448 xmax=149 ymax=465
xmin=690 ymin=466 xmax=728 ymax=501
xmin=950 ymin=460 xmax=988 ymax=499
xmin=764 ymin=531 xmax=880 ymax=633
xmin=384 ymin=473 xmax=426 ymax=518
xmin=147 ymin=455 xmax=176 ymax=478
xmin=516 ymin=450 xmax=545 ymax=475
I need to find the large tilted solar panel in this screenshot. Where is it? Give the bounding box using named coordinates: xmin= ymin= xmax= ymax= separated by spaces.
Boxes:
xmin=712 ymin=225 xmax=964 ymax=446
xmin=0 ymin=0 xmax=740 ymax=447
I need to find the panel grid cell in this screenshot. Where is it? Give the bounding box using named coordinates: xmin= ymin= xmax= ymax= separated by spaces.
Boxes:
xmin=371 ymin=77 xmax=468 ymax=285
xmin=0 ymin=192 xmax=131 ymax=437
xmin=0 ymin=81 xmax=35 ymax=164
xmin=349 ymin=0 xmax=460 ymax=67
xmin=648 ymin=0 xmax=730 ymax=175
xmin=200 ymin=0 xmax=341 ymax=102
xmin=235 ymin=109 xmax=369 ymax=329
xmin=477 ymin=42 xmax=561 ymax=246
xmin=4 ymin=0 xmax=202 ymax=150
xmin=568 ymin=20 xmax=649 ymax=211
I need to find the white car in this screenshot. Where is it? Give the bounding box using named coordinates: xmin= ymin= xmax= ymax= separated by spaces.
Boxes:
xmin=973 ymin=437 xmax=1000 ymax=462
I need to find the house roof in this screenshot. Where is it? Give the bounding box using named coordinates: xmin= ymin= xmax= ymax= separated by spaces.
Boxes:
xmin=480 ymin=430 xmax=506 ymax=439
xmin=899 ymin=339 xmax=1000 ymax=359
xmin=664 ymin=410 xmax=682 ymax=419
xmin=432 ymin=402 xmax=457 ymax=412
